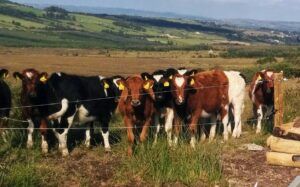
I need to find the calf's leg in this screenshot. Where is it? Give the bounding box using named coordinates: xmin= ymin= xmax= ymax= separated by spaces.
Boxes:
xmin=164 ymin=108 xmax=174 ymax=146
xmin=256 ymin=105 xmax=263 ymax=134
xmin=27 ymin=119 xmax=34 ymax=148
xmin=220 ymin=105 xmax=229 ymax=141
xmin=125 ymin=117 xmax=134 ymax=156
xmin=39 ymin=118 xmax=49 ymax=154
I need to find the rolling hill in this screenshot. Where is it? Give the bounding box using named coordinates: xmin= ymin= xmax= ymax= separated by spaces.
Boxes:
xmin=0 ymin=0 xmax=299 ymax=49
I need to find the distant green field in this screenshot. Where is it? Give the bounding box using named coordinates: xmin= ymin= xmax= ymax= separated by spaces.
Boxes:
xmin=0 ymin=1 xmax=229 ymax=49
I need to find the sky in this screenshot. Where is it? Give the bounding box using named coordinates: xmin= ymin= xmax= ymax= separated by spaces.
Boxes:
xmin=11 ymin=0 xmax=300 ymax=22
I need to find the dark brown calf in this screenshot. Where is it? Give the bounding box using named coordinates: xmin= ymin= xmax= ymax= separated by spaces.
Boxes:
xmin=13 ymin=69 xmax=49 ymax=153
xmin=117 ymin=76 xmax=155 ymax=156
xmin=249 ymin=70 xmax=275 ymax=133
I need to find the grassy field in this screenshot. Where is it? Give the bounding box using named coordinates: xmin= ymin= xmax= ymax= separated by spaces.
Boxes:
xmin=0 ymin=47 xmax=300 ymax=186
xmin=0 ymin=1 xmax=232 ymax=49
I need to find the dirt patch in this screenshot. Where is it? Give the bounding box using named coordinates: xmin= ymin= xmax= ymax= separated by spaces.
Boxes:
xmin=223 ymin=150 xmax=300 ymax=186
xmin=40 ymin=148 xmax=120 ymax=186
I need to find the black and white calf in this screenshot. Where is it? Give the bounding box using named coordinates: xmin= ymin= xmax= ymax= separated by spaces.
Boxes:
xmin=141 ymin=70 xmax=174 ymax=145
xmin=0 ymin=69 xmax=11 ymax=137
xmin=43 ymin=73 xmax=123 ymax=156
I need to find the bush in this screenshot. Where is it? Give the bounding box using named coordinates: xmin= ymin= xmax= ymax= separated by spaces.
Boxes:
xmin=257 ymin=56 xmax=277 ymax=64
xmin=12 ymin=20 xmax=21 ymax=26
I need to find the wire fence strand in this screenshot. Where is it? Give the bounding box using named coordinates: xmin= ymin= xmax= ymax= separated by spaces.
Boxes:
xmin=0 ymin=79 xmax=275 ymax=111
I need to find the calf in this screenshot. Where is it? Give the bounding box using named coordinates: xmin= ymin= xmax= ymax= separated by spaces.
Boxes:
xmin=42 ymin=73 xmax=122 ymax=156
xmin=13 ymin=69 xmax=50 ymax=153
xmin=117 ymin=76 xmax=155 ymax=156
xmin=171 ymin=70 xmax=230 ymax=147
xmin=0 ymin=69 xmax=11 ymax=136
xmin=141 ymin=70 xmax=174 ymax=145
xmin=223 ymin=71 xmax=246 ymax=138
xmin=249 ymin=70 xmax=275 ymax=133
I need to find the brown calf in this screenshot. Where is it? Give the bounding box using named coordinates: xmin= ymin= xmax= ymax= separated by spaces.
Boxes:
xmin=249 ymin=70 xmax=275 ymax=133
xmin=13 ymin=69 xmax=49 ymax=153
xmin=117 ymin=76 xmax=155 ymax=156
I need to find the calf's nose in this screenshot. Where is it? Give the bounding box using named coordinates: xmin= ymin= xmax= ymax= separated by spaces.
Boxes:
xmin=131 ymin=100 xmax=141 ymax=106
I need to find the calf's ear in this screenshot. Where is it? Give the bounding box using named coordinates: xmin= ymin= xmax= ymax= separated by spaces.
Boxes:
xmin=116 ymin=79 xmax=128 ymax=101
xmin=13 ymin=72 xmax=23 ymax=80
xmin=39 ymin=72 xmax=48 ymax=83
xmin=143 ymin=79 xmax=155 ymax=100
xmin=143 ymin=79 xmax=154 ymax=90
xmin=116 ymin=79 xmax=126 ymax=91
xmin=141 ymin=72 xmax=152 ymax=81
xmin=256 ymin=72 xmax=264 ymax=82
xmin=0 ymin=69 xmax=9 ymax=79
xmin=100 ymin=78 xmax=110 ymax=89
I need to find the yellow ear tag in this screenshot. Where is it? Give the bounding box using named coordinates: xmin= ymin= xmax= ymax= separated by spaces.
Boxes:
xmin=164 ymin=81 xmax=170 ymax=87
xmin=118 ymin=83 xmax=125 ymax=91
xmin=169 ymin=75 xmax=173 ymax=80
xmin=104 ymin=82 xmax=110 ymax=89
xmin=257 ymin=75 xmax=262 ymax=81
xmin=40 ymin=76 xmax=47 ymax=82
xmin=190 ymin=78 xmax=195 ymax=86
xmin=143 ymin=82 xmax=150 ymax=90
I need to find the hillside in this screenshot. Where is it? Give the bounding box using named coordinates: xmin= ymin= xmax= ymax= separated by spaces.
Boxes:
xmin=0 ymin=0 xmax=299 ymax=49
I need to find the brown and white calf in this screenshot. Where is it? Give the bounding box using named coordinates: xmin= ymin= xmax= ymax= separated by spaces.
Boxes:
xmin=171 ymin=69 xmax=230 ymax=147
xmin=249 ymin=70 xmax=275 ymax=133
xmin=117 ymin=76 xmax=155 ymax=156
xmin=13 ymin=69 xmax=49 ymax=153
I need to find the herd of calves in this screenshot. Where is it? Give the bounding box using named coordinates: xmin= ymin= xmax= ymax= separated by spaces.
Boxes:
xmin=0 ymin=68 xmax=275 ymax=156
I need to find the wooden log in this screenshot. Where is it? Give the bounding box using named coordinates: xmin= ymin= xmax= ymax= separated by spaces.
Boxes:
xmin=273 ymin=123 xmax=300 ymax=141
xmin=267 ymin=136 xmax=300 ymax=154
xmin=266 ymin=151 xmax=300 ymax=168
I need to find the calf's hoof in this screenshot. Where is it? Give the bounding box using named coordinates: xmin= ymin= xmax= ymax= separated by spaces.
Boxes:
xmin=61 ymin=149 xmax=69 ymax=157
xmin=27 ymin=141 xmax=33 ymax=149
xmin=105 ymin=147 xmax=112 ymax=153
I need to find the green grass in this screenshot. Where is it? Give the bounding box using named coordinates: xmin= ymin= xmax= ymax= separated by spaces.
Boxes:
xmin=118 ymin=140 xmax=222 ymax=185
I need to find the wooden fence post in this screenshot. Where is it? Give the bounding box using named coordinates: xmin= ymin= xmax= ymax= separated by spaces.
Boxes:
xmin=274 ymin=72 xmax=284 ymax=128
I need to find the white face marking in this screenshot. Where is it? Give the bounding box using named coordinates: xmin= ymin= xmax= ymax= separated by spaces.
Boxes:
xmin=56 ymin=72 xmax=62 ymax=77
xmin=178 ymin=69 xmax=187 ymax=75
xmin=175 ymin=77 xmax=185 ymax=87
xmin=99 ymin=76 xmax=105 ymax=80
xmin=266 ymin=71 xmax=273 ymax=78
xmin=26 ymin=72 xmax=33 ymax=79
xmin=113 ymin=78 xmax=121 ymax=87
xmin=153 ymin=74 xmax=163 ymax=82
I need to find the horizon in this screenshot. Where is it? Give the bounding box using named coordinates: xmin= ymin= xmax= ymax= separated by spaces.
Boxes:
xmin=10 ymin=0 xmax=300 ymax=22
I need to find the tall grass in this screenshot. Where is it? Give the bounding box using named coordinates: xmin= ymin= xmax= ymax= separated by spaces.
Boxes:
xmin=116 ymin=138 xmax=222 ymax=186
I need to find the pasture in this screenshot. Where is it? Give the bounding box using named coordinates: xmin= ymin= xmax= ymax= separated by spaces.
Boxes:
xmin=0 ymin=47 xmax=300 ymax=186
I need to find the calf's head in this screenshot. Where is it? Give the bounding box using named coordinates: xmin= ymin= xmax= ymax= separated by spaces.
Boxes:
xmin=117 ymin=76 xmax=154 ymax=107
xmin=171 ymin=74 xmax=189 ymax=105
xmin=142 ymin=71 xmax=171 ymax=102
xmin=13 ymin=69 xmax=48 ymax=98
xmin=105 ymin=75 xmax=125 ymax=102
xmin=256 ymin=70 xmax=275 ymax=94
